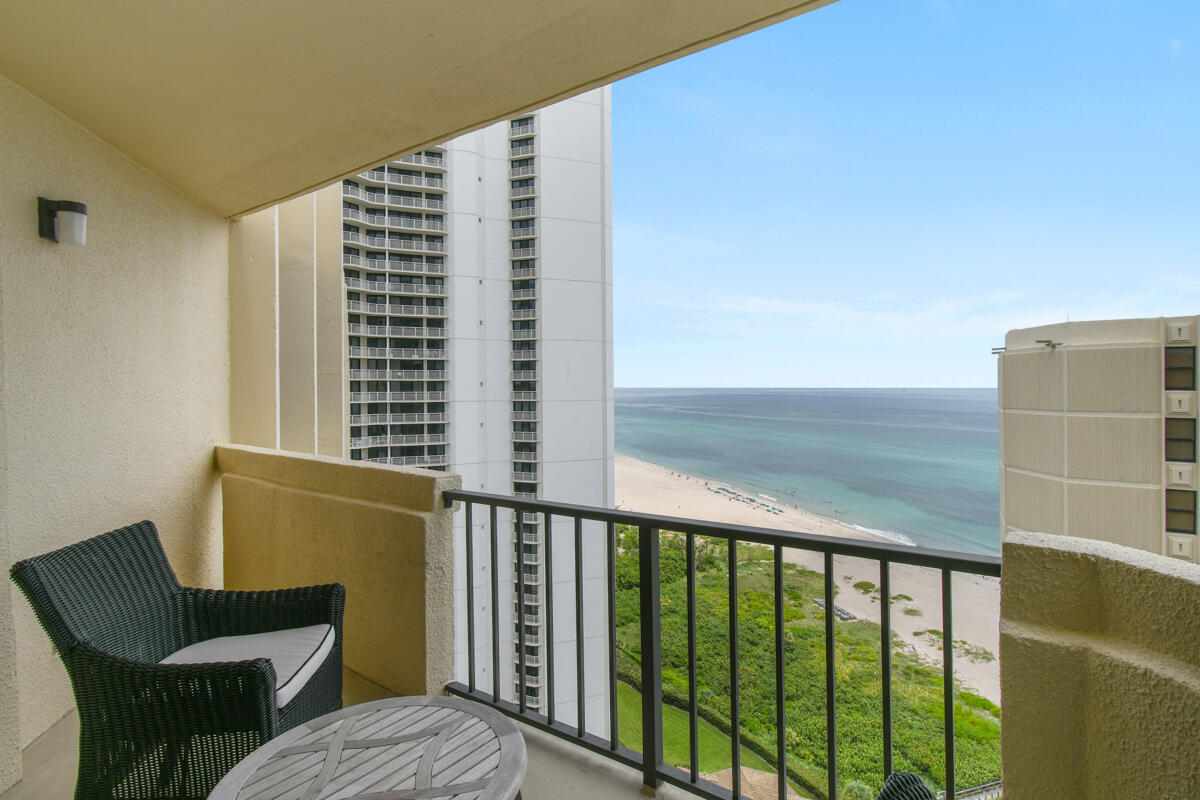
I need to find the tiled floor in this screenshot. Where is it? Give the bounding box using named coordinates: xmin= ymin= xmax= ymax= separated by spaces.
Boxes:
xmin=0 ymin=669 xmax=394 ymax=799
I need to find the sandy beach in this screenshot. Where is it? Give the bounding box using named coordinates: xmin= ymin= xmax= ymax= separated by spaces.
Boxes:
xmin=615 ymin=454 xmax=1001 ymax=704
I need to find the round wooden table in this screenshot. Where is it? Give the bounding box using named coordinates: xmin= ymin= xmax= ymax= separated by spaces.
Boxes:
xmin=208 ymin=696 xmax=527 ymax=800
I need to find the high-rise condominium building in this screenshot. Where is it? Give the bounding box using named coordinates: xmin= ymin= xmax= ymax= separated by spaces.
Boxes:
xmin=337 ymin=90 xmax=614 ymax=726
xmin=999 ymin=316 xmax=1199 ymax=561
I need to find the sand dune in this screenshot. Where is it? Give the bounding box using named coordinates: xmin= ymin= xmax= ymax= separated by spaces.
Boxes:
xmin=615 ymin=454 xmax=1001 ymax=704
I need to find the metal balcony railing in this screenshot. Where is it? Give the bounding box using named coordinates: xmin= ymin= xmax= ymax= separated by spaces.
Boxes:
xmin=510 ymin=145 xmax=536 ymax=158
xmin=509 ymin=165 xmax=536 ymax=178
xmin=511 ymin=330 xmax=537 ymax=340
xmin=511 ymin=267 xmax=537 ymax=280
xmin=510 ymin=185 xmax=537 ymax=199
xmin=510 ymin=204 xmax=536 ymax=219
xmin=397 ymin=154 xmax=445 ymax=168
xmin=444 ymin=490 xmax=1002 ymax=800
xmin=511 ymin=288 xmax=537 ymax=299
xmin=512 ymin=431 xmax=539 ymax=442
xmin=511 ymin=411 xmax=539 ymax=422
xmin=509 ymin=121 xmax=536 ymax=137
xmin=510 ymin=224 xmax=537 ymax=239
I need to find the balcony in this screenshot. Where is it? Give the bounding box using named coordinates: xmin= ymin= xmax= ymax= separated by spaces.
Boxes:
xmin=511 ymin=224 xmax=537 ymax=239
xmin=347 ymin=346 xmax=389 ymax=357
xmin=512 ymin=329 xmax=537 ymax=340
xmin=511 ymin=203 xmax=537 ymax=219
xmin=511 ymin=145 xmax=536 ymax=158
xmin=510 ymin=185 xmax=537 ymax=199
xmin=397 ymin=153 xmax=446 ymax=169
xmin=509 ymin=120 xmax=537 ymax=138
xmin=512 ymin=288 xmax=537 ymax=299
xmin=512 ymin=267 xmax=538 ymax=279
xmin=389 ymin=370 xmax=447 ymax=380
xmin=512 ymin=310 xmax=537 ymax=321
xmin=510 ymin=165 xmax=536 ymax=178
xmin=512 ymin=411 xmax=539 ymax=421
xmin=513 ymin=431 xmax=540 ymax=442
xmin=511 ymin=243 xmax=538 ymax=258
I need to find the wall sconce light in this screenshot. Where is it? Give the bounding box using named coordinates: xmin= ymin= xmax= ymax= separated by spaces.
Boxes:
xmin=38 ymin=197 xmax=88 ymax=246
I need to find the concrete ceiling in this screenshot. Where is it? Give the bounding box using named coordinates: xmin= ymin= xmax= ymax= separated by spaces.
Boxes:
xmin=0 ymin=0 xmax=836 ymax=219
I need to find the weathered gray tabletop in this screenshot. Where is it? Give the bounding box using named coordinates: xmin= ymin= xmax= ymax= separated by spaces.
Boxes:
xmin=208 ymin=695 xmax=526 ymax=800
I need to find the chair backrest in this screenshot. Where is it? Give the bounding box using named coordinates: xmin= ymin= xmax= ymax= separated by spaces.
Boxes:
xmin=10 ymin=520 xmax=187 ymax=665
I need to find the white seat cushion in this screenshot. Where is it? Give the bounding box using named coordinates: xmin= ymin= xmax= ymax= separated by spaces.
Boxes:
xmin=160 ymin=623 xmax=334 ymax=708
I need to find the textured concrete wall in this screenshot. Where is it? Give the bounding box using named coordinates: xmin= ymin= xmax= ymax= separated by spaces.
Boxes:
xmin=1001 ymin=531 xmax=1200 ymax=798
xmin=0 ymin=73 xmax=229 ymax=781
xmin=216 ymin=444 xmax=458 ymax=695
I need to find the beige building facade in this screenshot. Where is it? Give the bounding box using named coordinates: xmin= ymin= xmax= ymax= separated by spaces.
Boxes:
xmin=1000 ymin=316 xmax=1199 ymax=560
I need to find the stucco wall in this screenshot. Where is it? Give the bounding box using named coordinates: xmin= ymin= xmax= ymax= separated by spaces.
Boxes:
xmin=216 ymin=444 xmax=458 ymax=696
xmin=1001 ymin=531 xmax=1200 ymax=798
xmin=0 ymin=72 xmax=230 ymax=778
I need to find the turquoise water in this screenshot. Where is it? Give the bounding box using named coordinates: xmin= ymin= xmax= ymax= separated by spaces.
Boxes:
xmin=615 ymin=388 xmax=1000 ymax=556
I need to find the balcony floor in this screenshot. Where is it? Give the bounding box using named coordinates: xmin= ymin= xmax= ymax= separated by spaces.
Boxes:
xmin=0 ymin=668 xmax=394 ymax=800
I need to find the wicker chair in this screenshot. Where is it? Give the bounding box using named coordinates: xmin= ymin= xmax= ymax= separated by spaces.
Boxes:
xmin=10 ymin=520 xmax=345 ymax=800
xmin=876 ymin=771 xmax=937 ymax=800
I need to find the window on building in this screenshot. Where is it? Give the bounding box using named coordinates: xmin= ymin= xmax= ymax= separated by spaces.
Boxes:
xmin=1166 ymin=418 xmax=1197 ymax=463
xmin=1167 ymin=489 xmax=1196 ymax=534
xmin=1166 ymin=347 xmax=1196 ymax=390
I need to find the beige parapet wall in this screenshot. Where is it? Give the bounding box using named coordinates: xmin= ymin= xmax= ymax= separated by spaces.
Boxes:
xmin=215 ymin=444 xmax=459 ymax=697
xmin=1001 ymin=531 xmax=1200 ymax=798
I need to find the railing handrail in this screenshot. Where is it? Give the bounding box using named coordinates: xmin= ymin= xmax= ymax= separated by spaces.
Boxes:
xmin=442 ymin=489 xmax=1001 ymax=576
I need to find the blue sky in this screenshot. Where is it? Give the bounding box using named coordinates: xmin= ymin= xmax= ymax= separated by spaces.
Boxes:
xmin=612 ymin=0 xmax=1199 ymax=388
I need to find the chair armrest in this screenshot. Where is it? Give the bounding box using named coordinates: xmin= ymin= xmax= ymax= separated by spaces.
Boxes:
xmin=68 ymin=642 xmax=280 ymax=741
xmin=183 ymin=584 xmax=345 ymax=641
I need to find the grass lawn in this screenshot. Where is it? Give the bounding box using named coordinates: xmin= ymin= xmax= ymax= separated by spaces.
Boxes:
xmin=615 ymin=682 xmax=775 ymax=774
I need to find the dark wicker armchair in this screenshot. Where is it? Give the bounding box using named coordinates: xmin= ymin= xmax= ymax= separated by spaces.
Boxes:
xmin=10 ymin=520 xmax=345 ymax=800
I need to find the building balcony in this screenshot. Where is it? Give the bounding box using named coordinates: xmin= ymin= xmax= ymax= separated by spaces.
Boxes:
xmin=511 ymin=243 xmax=538 ymax=258
xmin=511 ymin=224 xmax=537 ymax=239
xmin=510 ymin=145 xmax=536 ymax=158
xmin=510 ymin=185 xmax=537 ymax=199
xmin=344 ymin=278 xmax=447 ymax=296
xmin=509 ymin=165 xmax=536 ymax=178
xmin=511 ymin=310 xmax=537 ymax=321
xmin=512 ymin=411 xmax=539 ymax=422
xmin=512 ymin=329 xmax=537 ymax=340
xmin=513 ymin=431 xmax=539 ymax=442
xmin=513 ymin=390 xmax=538 ymax=400
xmin=389 ymin=370 xmax=447 ymax=380
xmin=348 ymin=369 xmax=389 ymax=380
xmin=512 ymin=369 xmax=538 ymax=380
xmin=397 ymin=153 xmax=446 ymax=169
xmin=386 ymin=260 xmax=447 ymax=276
xmin=510 ymin=203 xmax=537 ymax=219
xmin=512 ymin=288 xmax=537 ymax=299
xmin=511 ymin=267 xmax=537 ymax=279
xmin=347 ymin=346 xmax=389 ymax=358
xmin=386 ymin=454 xmax=450 ymax=468
xmin=349 ymin=413 xmax=446 ymax=425
xmin=390 ymin=348 xmax=447 ymax=359
xmin=512 ymin=451 xmax=538 ymax=462
xmin=509 ymin=120 xmax=537 ymax=138
xmin=348 ymin=413 xmax=391 ymax=425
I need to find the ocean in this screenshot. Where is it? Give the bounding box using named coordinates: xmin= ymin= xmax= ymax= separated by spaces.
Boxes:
xmin=615 ymin=388 xmax=1000 ymax=556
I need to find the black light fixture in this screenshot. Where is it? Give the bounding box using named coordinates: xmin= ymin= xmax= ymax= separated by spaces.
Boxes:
xmin=37 ymin=197 xmax=88 ymax=245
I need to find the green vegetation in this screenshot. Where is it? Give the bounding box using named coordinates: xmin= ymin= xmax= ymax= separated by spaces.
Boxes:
xmin=615 ymin=682 xmax=773 ymax=772
xmin=852 ymin=581 xmax=877 ymax=595
xmin=612 ymin=526 xmax=1001 ymax=797
xmin=902 ymin=607 xmax=923 ymax=617
xmin=891 ymin=593 xmax=914 ymax=603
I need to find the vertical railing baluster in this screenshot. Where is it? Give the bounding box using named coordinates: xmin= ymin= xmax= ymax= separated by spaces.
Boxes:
xmin=729 ymin=539 xmax=740 ymax=799
xmin=517 ymin=508 xmax=528 ymax=714
xmin=880 ymin=560 xmax=893 ymax=779
xmin=466 ymin=502 xmax=476 ymax=694
xmin=607 ymin=520 xmax=619 ymax=750
xmin=825 ymin=552 xmax=838 ymax=800
xmin=774 ymin=545 xmax=786 ymax=800
xmin=575 ymin=516 xmax=586 ymax=737
xmin=943 ymin=569 xmax=956 ymax=800
xmin=490 ymin=504 xmax=500 ymax=703
xmin=687 ymin=533 xmax=699 ymax=784
xmin=544 ymin=511 xmax=555 ymax=725
xmin=638 ymin=525 xmax=663 ymax=789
